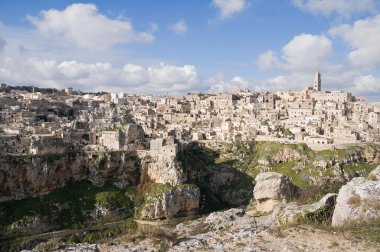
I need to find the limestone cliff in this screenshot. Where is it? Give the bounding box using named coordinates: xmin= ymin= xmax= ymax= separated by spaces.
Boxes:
xmin=139 ymin=184 xmax=200 ymax=219
xmin=145 ymin=155 xmax=186 ymax=186
xmin=0 ymin=152 xmax=140 ymax=202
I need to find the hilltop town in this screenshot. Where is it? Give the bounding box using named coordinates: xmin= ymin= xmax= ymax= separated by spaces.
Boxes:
xmin=1 ymin=71 xmax=379 ymax=158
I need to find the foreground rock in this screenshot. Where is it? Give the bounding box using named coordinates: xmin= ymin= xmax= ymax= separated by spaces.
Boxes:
xmin=26 ymin=207 xmax=379 ymax=252
xmin=140 ymin=185 xmax=200 ymax=219
xmin=332 ymin=174 xmax=380 ymax=226
xmin=253 ymin=172 xmax=299 ymax=213
xmin=368 ymin=165 xmax=380 ymax=181
xmin=174 ymin=208 xmax=260 ymax=251
xmin=273 ymin=193 xmax=337 ymax=225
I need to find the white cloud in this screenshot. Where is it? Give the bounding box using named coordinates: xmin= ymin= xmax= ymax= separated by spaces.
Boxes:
xmin=122 ymin=64 xmax=148 ymax=85
xmin=352 ymin=75 xmax=380 ymax=96
xmin=148 ymin=63 xmax=199 ymax=86
xmin=283 ymin=34 xmax=332 ymax=71
xmin=58 ymin=60 xmax=112 ymax=80
xmin=329 ymin=15 xmax=380 ymax=69
xmin=0 ymin=56 xmax=201 ymax=94
xmin=212 ymin=0 xmax=248 ymax=19
xmin=207 ymin=74 xmax=249 ymax=93
xmin=257 ymin=50 xmax=280 ymax=70
xmin=257 ymin=33 xmax=332 ymax=72
xmin=27 ymin=3 xmax=155 ymax=51
xmin=291 ymin=0 xmax=377 ymax=17
xmin=168 ymin=19 xmax=188 ymax=35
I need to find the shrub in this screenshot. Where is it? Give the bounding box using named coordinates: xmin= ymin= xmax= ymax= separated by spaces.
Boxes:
xmin=368 ymin=173 xmax=378 ymax=181
xmin=347 ymin=193 xmax=361 ymax=207
xmin=332 ymin=218 xmax=380 ymax=245
xmin=95 ymin=191 xmax=131 ymax=210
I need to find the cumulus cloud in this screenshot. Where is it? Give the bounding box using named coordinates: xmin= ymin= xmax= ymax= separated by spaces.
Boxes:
xmin=168 ymin=19 xmax=188 ymax=35
xmin=257 ymin=50 xmax=280 ymax=70
xmin=212 ymin=0 xmax=248 ymax=19
xmin=0 ymin=56 xmax=201 ymax=94
xmin=291 ymin=0 xmax=377 ymax=17
xmin=329 ymin=15 xmax=380 ymax=70
xmin=207 ymin=74 xmax=249 ymax=93
xmin=282 ymin=34 xmax=332 ymax=71
xmin=352 ymin=75 xmax=380 ymax=96
xmin=27 ymin=3 xmax=155 ymax=51
xmin=257 ymin=33 xmax=332 ymax=72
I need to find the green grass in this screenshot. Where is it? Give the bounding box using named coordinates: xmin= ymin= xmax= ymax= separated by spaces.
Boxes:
xmin=0 ymin=181 xmax=135 ymax=235
xmin=272 ymin=161 xmax=308 ymax=188
xmin=64 ymin=218 xmax=137 ymax=244
xmin=330 ymin=218 xmax=380 ymax=245
xmin=342 ymin=163 xmax=378 ymax=177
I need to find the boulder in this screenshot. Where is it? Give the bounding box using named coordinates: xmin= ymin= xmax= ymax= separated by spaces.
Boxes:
xmin=140 ymin=185 xmax=200 ymax=219
xmin=273 ymin=193 xmax=337 ymax=225
xmin=254 ymin=172 xmax=299 ymax=213
xmin=368 ymin=166 xmax=380 ymax=181
xmin=332 ymin=176 xmax=380 ymax=226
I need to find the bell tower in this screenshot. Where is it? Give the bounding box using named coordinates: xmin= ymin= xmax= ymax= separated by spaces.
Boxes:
xmin=313 ymin=70 xmax=321 ymax=91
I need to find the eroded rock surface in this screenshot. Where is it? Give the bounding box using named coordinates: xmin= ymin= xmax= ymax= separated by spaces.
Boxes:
xmin=273 ymin=193 xmax=337 ymax=225
xmin=253 ymin=172 xmax=299 ymax=213
xmin=368 ymin=165 xmax=380 ymax=181
xmin=140 ymin=185 xmax=200 ymax=219
xmin=332 ymin=176 xmax=380 ymax=226
xmin=146 ymin=156 xmax=185 ymax=186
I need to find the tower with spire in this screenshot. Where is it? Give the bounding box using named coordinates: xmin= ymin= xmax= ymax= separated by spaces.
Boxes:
xmin=313 ymin=70 xmax=321 ymax=91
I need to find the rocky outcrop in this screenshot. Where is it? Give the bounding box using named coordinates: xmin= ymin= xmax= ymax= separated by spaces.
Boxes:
xmin=8 ymin=215 xmax=54 ymax=235
xmin=140 ymin=185 xmax=200 ymax=219
xmin=174 ymin=208 xmax=259 ymax=251
xmin=254 ymin=172 xmax=299 ymax=213
xmin=273 ymin=193 xmax=337 ymax=225
xmin=271 ymin=147 xmax=304 ymax=163
xmin=332 ymin=176 xmax=380 ymax=226
xmin=368 ymin=165 xmax=380 ymax=181
xmin=204 ymin=208 xmax=246 ymax=230
xmin=146 ymin=156 xmax=185 ymax=186
xmin=363 ymin=145 xmax=380 ymax=163
xmin=0 ymin=152 xmax=140 ymax=203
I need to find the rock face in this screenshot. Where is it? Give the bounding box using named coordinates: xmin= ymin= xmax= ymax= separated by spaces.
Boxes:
xmin=146 ymin=156 xmax=185 ymax=186
xmin=254 ymin=172 xmax=299 ymax=213
xmin=140 ymin=185 xmax=200 ymax=219
xmin=0 ymin=152 xmax=140 ymax=202
xmin=208 ymin=165 xmax=254 ymax=206
xmin=271 ymin=146 xmax=304 ymax=163
xmin=273 ymin=193 xmax=337 ymax=225
xmin=204 ymin=208 xmax=246 ymax=230
xmin=332 ymin=176 xmax=380 ymax=226
xmin=368 ymin=165 xmax=380 ymax=181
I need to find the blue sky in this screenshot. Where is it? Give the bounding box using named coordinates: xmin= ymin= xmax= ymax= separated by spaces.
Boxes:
xmin=0 ymin=0 xmax=379 ymax=100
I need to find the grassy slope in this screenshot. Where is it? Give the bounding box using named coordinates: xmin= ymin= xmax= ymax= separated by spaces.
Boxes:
xmin=0 ymin=181 xmax=135 ymax=234
xmin=215 ymin=141 xmax=379 ymax=189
